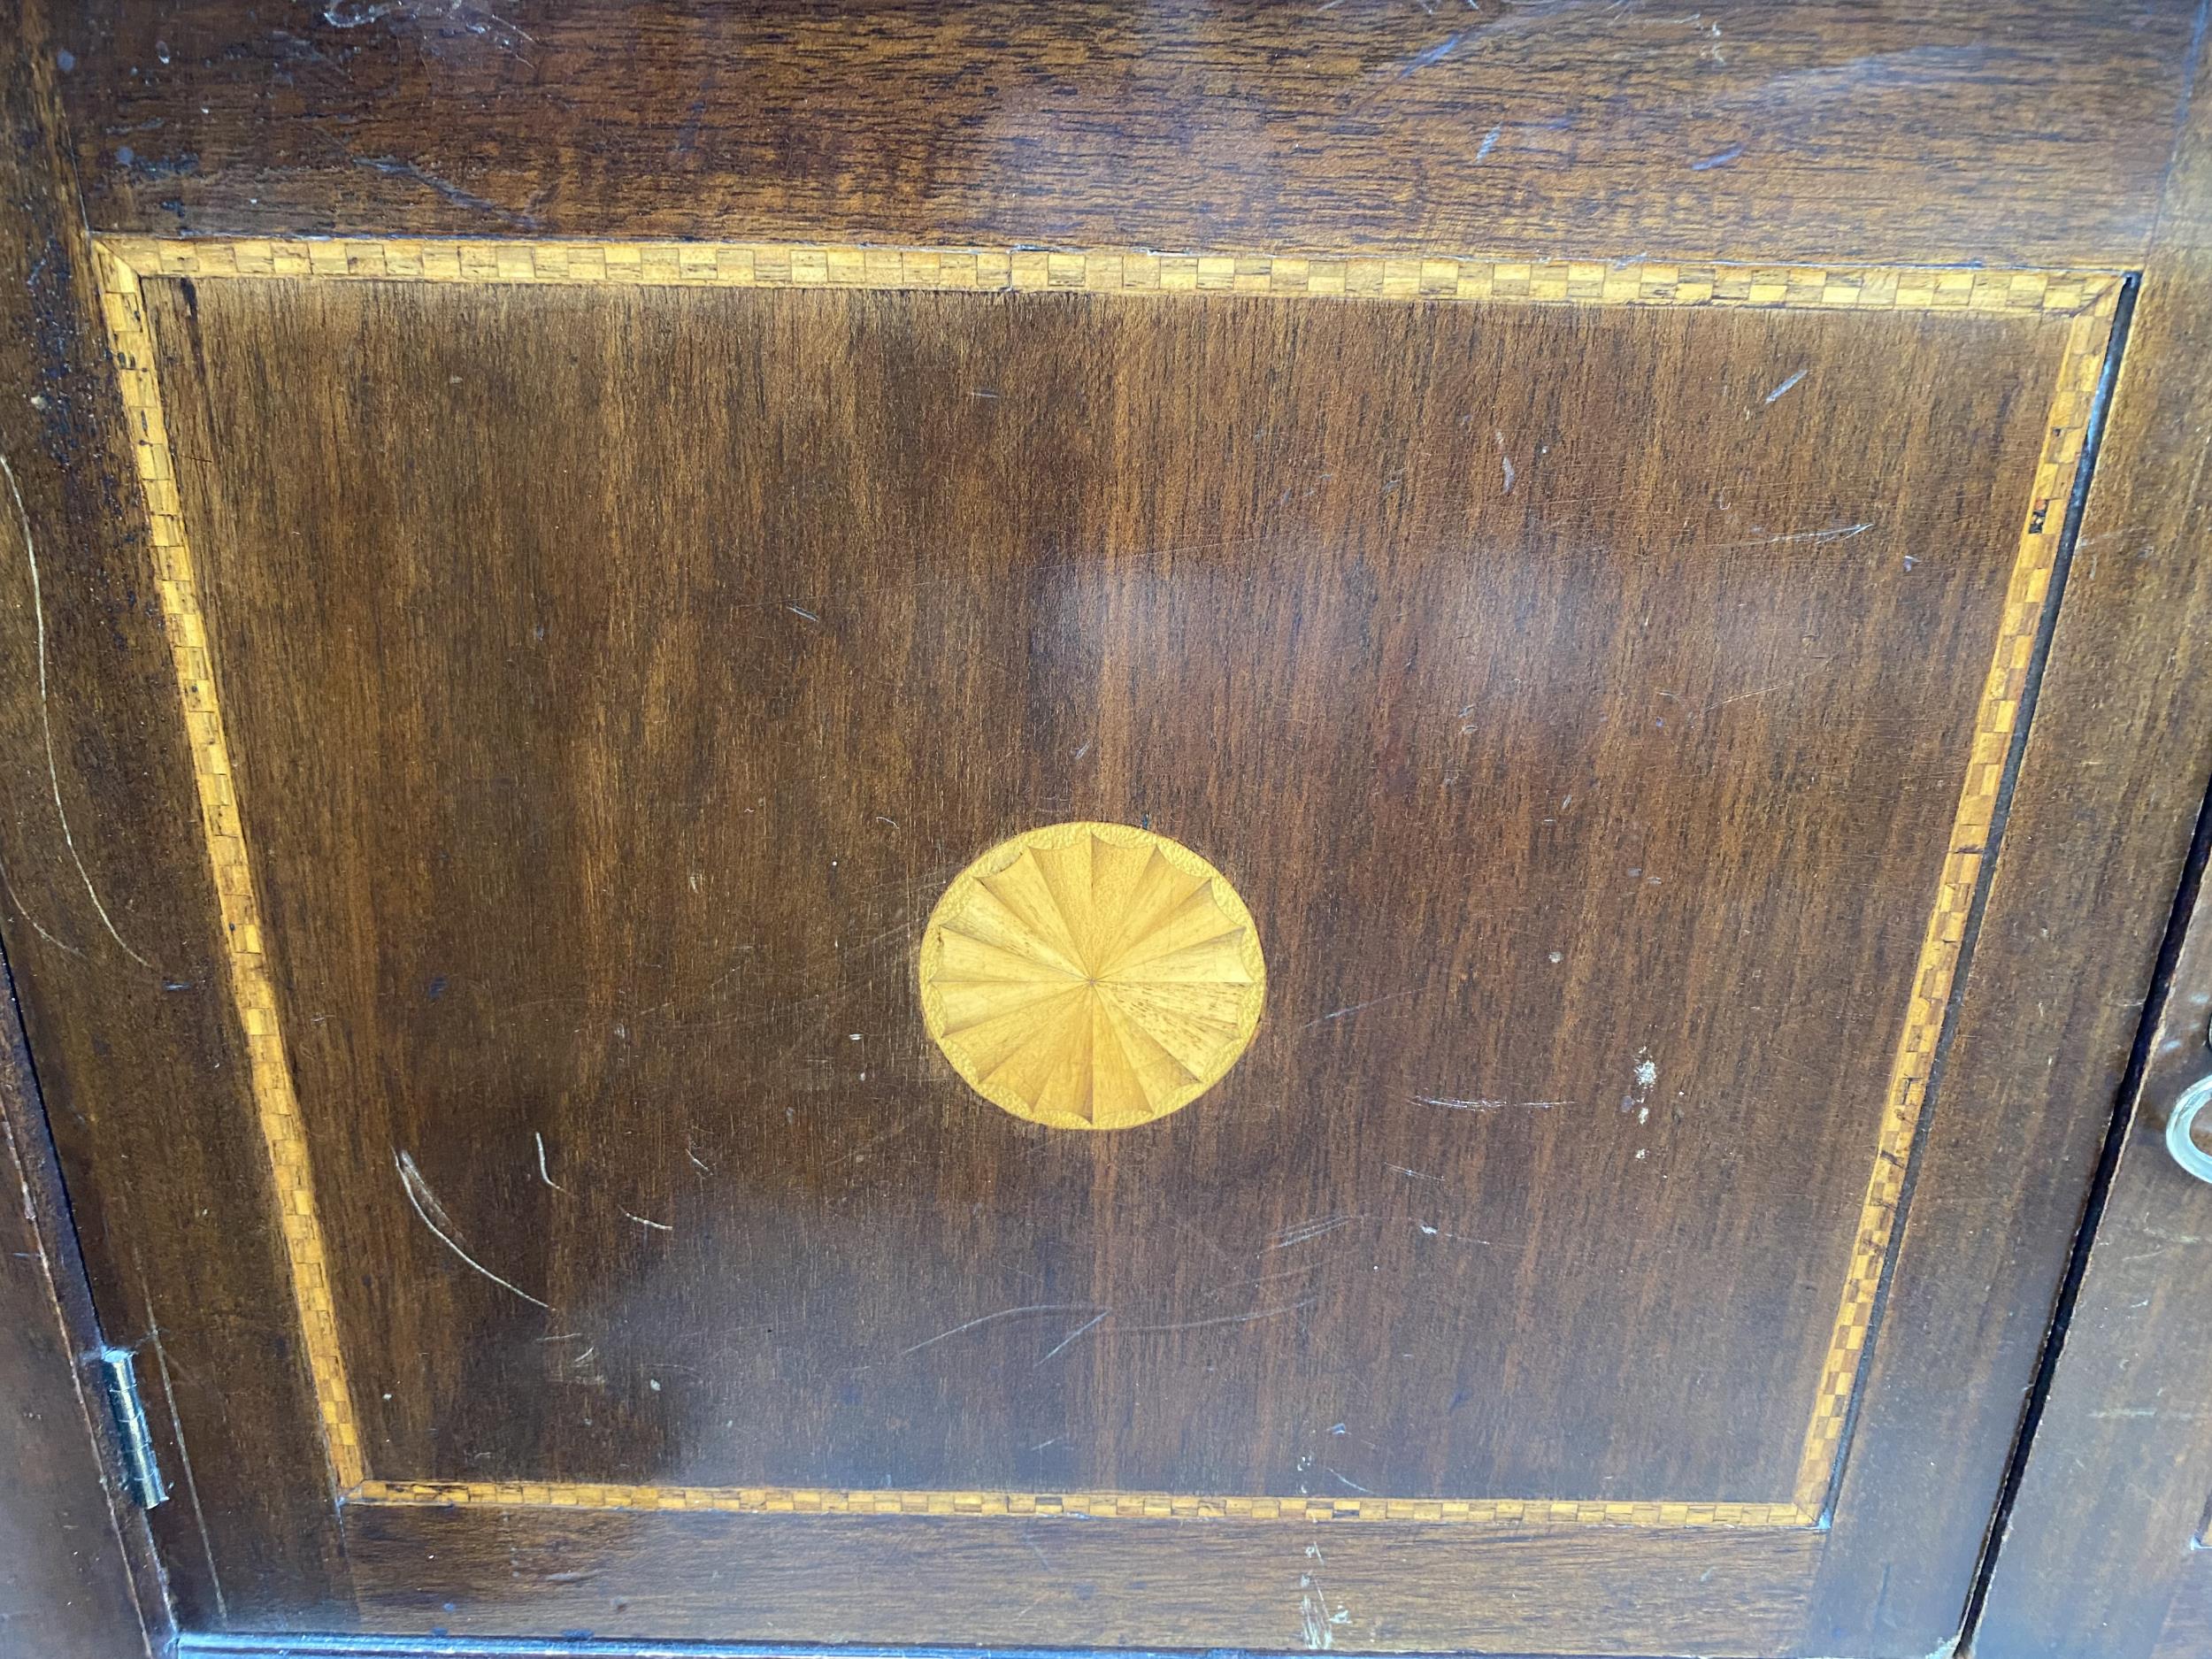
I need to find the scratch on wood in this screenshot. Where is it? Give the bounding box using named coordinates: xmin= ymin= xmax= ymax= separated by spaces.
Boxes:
xmin=533 ymin=1132 xmax=568 ymax=1192
xmin=1411 ymin=1094 xmax=1567 ymax=1110
xmin=0 ymin=448 xmax=156 ymax=969
xmin=898 ymin=1303 xmax=1105 ymax=1358
xmin=1034 ymin=1310 xmax=1110 ymax=1364
xmin=1299 ymin=989 xmax=1415 ymax=1029
xmin=394 ymin=1149 xmax=551 ymax=1310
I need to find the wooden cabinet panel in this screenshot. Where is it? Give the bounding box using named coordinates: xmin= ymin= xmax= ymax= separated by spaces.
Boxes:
xmin=78 ymin=234 xmax=2108 ymax=1650
xmin=1970 ymin=58 xmax=2212 ymax=1657
xmin=8 ymin=5 xmax=2212 ymax=1656
xmin=58 ymin=2 xmax=2202 ymax=270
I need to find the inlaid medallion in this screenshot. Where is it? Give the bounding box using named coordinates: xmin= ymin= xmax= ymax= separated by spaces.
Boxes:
xmin=918 ymin=822 xmax=1266 ymax=1130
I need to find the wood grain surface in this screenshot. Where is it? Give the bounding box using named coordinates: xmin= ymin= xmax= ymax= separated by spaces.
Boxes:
xmin=1971 ymin=44 xmax=2212 ymax=1655
xmin=48 ymin=1 xmax=2206 ymax=272
xmin=0 ymin=956 xmax=156 ymax=1658
xmin=0 ymin=18 xmax=155 ymax=1656
xmin=1817 ymin=19 xmax=2212 ymax=1653
xmin=6 ymin=3 xmax=2209 ymax=1652
xmin=0 ymin=0 xmax=349 ymax=1632
xmin=135 ymin=271 xmax=2066 ymax=1526
xmin=1976 ymin=855 xmax=2212 ymax=1659
xmin=338 ymin=1501 xmax=1820 ymax=1655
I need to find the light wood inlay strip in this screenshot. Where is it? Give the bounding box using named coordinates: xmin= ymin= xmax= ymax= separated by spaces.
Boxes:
xmin=92 ymin=243 xmax=366 ymax=1493
xmin=352 ymin=1478 xmax=1817 ymax=1529
xmin=1788 ymin=290 xmax=2122 ymax=1515
xmin=99 ymin=235 xmax=2119 ymax=316
xmin=93 ymin=235 xmax=2119 ymax=1528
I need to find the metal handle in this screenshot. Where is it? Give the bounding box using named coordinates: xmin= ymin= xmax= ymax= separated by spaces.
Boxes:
xmin=2166 ymin=1076 xmax=2212 ymax=1182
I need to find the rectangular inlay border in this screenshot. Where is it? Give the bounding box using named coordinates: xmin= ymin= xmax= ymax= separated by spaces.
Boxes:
xmin=93 ymin=235 xmax=2122 ymax=1530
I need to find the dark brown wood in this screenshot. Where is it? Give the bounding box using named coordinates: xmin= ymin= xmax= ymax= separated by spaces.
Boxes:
xmin=53 ymin=1 xmax=2203 ymax=271
xmin=338 ymin=1504 xmax=1817 ymax=1654
xmin=1973 ymin=868 xmax=2212 ymax=1659
xmin=96 ymin=242 xmax=2086 ymax=1652
xmin=0 ymin=0 xmax=349 ymax=1632
xmin=1881 ymin=27 xmax=2212 ymax=1659
xmin=150 ymin=275 xmax=2056 ymax=1522
xmin=8 ymin=5 xmax=2212 ymax=1656
xmin=0 ymin=956 xmax=157 ymax=1659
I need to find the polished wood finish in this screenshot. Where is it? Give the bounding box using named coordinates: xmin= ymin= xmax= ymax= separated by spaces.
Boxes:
xmin=0 ymin=0 xmax=349 ymax=1629
xmin=1976 ymin=59 xmax=2212 ymax=1655
xmin=70 ymin=235 xmax=2101 ymax=1653
xmin=340 ymin=1503 xmax=1818 ymax=1654
xmin=8 ymin=4 xmax=2212 ymax=1656
xmin=52 ymin=1 xmax=2205 ymax=272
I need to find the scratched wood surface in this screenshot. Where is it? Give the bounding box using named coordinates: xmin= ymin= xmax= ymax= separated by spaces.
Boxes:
xmin=0 ymin=959 xmax=157 ymax=1655
xmin=1971 ymin=57 xmax=2212 ymax=1656
xmin=0 ymin=0 xmax=349 ymax=1634
xmin=337 ymin=1502 xmax=1822 ymax=1654
xmin=50 ymin=0 xmax=2206 ymax=272
xmin=0 ymin=19 xmax=156 ymax=1658
xmin=10 ymin=3 xmax=2212 ymax=1655
xmin=111 ymin=264 xmax=2068 ymax=1647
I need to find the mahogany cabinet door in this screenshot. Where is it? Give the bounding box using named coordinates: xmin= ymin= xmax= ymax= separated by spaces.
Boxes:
xmin=1937 ymin=55 xmax=2212 ymax=1659
xmin=5 ymin=4 xmax=2212 ymax=1657
xmin=1978 ymin=839 xmax=2212 ymax=1659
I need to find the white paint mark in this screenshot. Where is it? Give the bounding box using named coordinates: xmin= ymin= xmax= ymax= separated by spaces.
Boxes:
xmin=136 ymin=1265 xmax=227 ymax=1621
xmin=1624 ymin=1048 xmax=1659 ymax=1118
xmin=394 ymin=1149 xmax=551 ymax=1309
xmin=2 ymin=449 xmax=153 ymax=968
xmin=1298 ymin=1571 xmax=1351 ymax=1650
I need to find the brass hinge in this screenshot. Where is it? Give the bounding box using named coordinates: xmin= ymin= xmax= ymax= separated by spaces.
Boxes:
xmin=96 ymin=1348 xmax=168 ymax=1509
